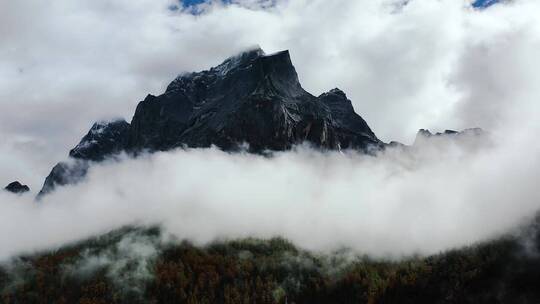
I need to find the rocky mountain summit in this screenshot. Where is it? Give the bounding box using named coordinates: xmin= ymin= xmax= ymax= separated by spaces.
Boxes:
xmin=37 ymin=47 xmax=383 ymax=197
xmin=129 ymin=48 xmax=381 ymax=152
xmin=4 ymin=181 xmax=30 ymax=194
xmin=36 ymin=47 xmax=483 ymax=197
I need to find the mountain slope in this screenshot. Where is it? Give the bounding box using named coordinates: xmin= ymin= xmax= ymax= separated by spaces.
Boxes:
xmin=2 ymin=217 xmax=540 ymax=304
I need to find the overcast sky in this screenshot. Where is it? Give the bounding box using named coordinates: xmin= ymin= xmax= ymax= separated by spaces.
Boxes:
xmin=1 ymin=0 xmax=540 ymax=259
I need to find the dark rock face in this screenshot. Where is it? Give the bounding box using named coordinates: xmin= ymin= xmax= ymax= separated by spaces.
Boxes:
xmin=37 ymin=120 xmax=129 ymax=198
xmin=37 ymin=47 xmax=381 ymax=196
xmin=70 ymin=119 xmax=130 ymax=161
xmin=37 ymin=161 xmax=89 ymax=199
xmin=318 ymin=88 xmax=380 ymax=150
xmin=4 ymin=181 xmax=30 ymax=194
xmin=128 ymin=48 xmax=381 ymax=152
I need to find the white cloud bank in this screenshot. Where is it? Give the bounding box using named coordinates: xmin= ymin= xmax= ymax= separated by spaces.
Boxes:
xmin=0 ymin=131 xmax=539 ymax=260
xmin=1 ymin=0 xmax=540 ymax=259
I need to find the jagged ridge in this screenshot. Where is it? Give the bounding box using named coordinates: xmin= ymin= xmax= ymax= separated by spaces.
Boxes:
xmin=4 ymin=181 xmax=30 ymax=194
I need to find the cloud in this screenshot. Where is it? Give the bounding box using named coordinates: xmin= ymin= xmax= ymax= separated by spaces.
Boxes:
xmin=0 ymin=129 xmax=539 ymax=260
xmin=1 ymin=0 xmax=540 ymax=259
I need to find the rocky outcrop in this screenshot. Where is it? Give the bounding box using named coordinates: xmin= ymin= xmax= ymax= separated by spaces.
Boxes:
xmin=318 ymin=88 xmax=381 ymax=150
xmin=69 ymin=119 xmax=130 ymax=161
xmin=37 ymin=161 xmax=89 ymax=199
xmin=4 ymin=181 xmax=30 ymax=194
xmin=37 ymin=120 xmax=129 ymax=199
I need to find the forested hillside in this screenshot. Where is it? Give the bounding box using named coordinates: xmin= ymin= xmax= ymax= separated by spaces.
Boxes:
xmin=2 ymin=218 xmax=539 ymax=304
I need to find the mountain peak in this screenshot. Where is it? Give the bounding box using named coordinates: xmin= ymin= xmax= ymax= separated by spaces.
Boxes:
xmin=235 ymin=45 xmax=265 ymax=57
xmin=211 ymin=47 xmax=266 ymax=77
xmin=69 ymin=119 xmax=130 ymax=161
xmin=132 ymin=48 xmax=378 ymax=152
xmin=167 ymin=48 xmax=296 ymax=90
xmin=417 ymin=128 xmax=433 ymax=137
xmin=38 ymin=48 xmax=381 ymax=196
xmin=321 ymin=88 xmax=348 ymax=99
xmin=4 ymin=181 xmax=30 ymax=194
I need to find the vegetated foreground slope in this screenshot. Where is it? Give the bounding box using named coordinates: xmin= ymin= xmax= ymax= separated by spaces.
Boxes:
xmin=1 ymin=216 xmax=540 ymax=304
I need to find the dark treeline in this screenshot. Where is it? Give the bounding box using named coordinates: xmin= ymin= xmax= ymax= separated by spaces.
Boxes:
xmin=1 ymin=221 xmax=540 ymax=304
